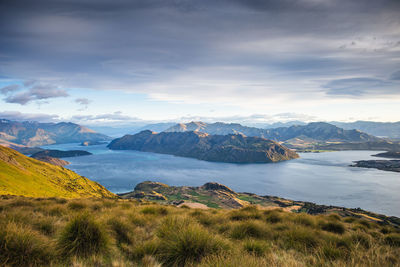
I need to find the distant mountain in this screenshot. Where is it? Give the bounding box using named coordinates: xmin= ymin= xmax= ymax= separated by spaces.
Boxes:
xmin=108 ymin=130 xmax=299 ymax=163
xmin=0 ymin=119 xmax=110 ymax=146
xmin=331 ymin=121 xmax=400 ymax=139
xmin=134 ymin=122 xmax=177 ymax=133
xmin=164 ymin=121 xmax=379 ymax=142
xmin=0 ymin=146 xmax=116 ymax=198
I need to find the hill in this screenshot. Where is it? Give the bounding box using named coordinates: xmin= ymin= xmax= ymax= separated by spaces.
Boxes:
xmin=164 ymin=121 xmax=379 ymax=143
xmin=0 ymin=119 xmax=110 ymax=147
xmin=108 ymin=130 xmax=299 ymax=163
xmin=0 ymin=146 xmax=115 ymax=198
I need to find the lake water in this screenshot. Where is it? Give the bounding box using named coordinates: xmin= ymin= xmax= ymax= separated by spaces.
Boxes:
xmin=42 ymin=143 xmax=400 ymax=217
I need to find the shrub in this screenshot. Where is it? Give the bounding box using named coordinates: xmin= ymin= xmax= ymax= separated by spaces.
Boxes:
xmin=0 ymin=222 xmax=53 ymax=266
xmin=384 ymin=233 xmax=400 ymax=247
xmin=243 ymin=239 xmax=270 ymax=256
xmin=58 ymin=214 xmax=109 ymax=258
xmin=320 ymin=221 xmax=345 ymax=234
xmin=230 ymin=221 xmax=269 ymax=239
xmin=156 ymin=216 xmax=227 ymax=266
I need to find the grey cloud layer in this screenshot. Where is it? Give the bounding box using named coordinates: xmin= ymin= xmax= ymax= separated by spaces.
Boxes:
xmin=0 ymin=83 xmax=69 ymax=105
xmin=0 ymin=0 xmax=399 ymax=103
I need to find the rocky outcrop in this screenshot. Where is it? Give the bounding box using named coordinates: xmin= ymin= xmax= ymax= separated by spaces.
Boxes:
xmin=108 ymin=130 xmax=298 ymax=163
xmin=201 ymin=182 xmax=236 ymax=194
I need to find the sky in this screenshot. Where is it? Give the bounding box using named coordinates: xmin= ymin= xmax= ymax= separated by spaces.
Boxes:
xmin=0 ymin=0 xmax=399 ymax=125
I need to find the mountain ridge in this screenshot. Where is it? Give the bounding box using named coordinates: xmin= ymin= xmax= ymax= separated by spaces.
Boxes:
xmin=108 ymin=130 xmax=299 ymax=163
xmin=0 ymin=119 xmax=110 ymax=147
xmin=164 ymin=121 xmax=379 ymax=143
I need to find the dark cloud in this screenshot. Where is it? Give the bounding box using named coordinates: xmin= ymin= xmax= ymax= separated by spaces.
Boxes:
xmin=390 ymin=70 xmax=400 ymax=80
xmin=0 ymin=111 xmax=60 ymax=122
xmin=1 ymin=83 xmax=69 ymax=105
xmin=323 ymin=78 xmax=399 ymax=97
xmin=0 ymin=84 xmax=20 ymax=94
xmin=0 ymin=0 xmax=399 ymax=103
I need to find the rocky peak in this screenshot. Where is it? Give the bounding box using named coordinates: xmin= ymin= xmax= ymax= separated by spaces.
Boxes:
xmin=202 ymin=182 xmax=236 ymax=194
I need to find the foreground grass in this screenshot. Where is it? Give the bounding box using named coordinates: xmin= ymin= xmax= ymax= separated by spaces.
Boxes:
xmin=0 ymin=196 xmax=399 ymax=266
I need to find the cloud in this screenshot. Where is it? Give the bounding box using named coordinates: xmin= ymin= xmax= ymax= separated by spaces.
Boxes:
xmin=0 ymin=111 xmax=60 ymax=122
xmin=177 ymin=113 xmax=319 ymax=124
xmin=0 ymin=84 xmax=20 ymax=94
xmin=0 ymin=0 xmax=399 ymax=108
xmin=323 ymin=77 xmax=399 ymax=97
xmin=1 ymin=82 xmax=69 ymax=105
xmin=75 ymin=97 xmax=91 ymax=110
xmin=71 ymin=112 xmax=141 ymax=124
xmin=390 ymin=70 xmax=400 ymax=80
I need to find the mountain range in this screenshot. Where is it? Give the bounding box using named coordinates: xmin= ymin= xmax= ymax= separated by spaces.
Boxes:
xmin=164 ymin=121 xmax=379 ymax=143
xmin=331 ymin=121 xmax=400 ymax=139
xmin=0 ymin=119 xmax=110 ymax=147
xmin=108 ymin=130 xmax=299 ymax=163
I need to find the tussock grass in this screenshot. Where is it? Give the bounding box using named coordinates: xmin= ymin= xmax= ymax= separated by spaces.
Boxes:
xmin=384 ymin=233 xmax=400 ymax=247
xmin=156 ymin=216 xmax=227 ymax=266
xmin=58 ymin=213 xmax=109 ymax=258
xmin=0 ymin=195 xmax=399 ymax=266
xmin=230 ymin=220 xmax=270 ymax=239
xmin=320 ymin=221 xmax=346 ymax=234
xmin=0 ymin=222 xmax=54 ymax=266
xmin=243 ymin=239 xmax=270 ymax=256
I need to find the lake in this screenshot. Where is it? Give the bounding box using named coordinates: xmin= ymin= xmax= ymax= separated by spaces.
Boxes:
xmin=42 ymin=143 xmax=400 ymax=217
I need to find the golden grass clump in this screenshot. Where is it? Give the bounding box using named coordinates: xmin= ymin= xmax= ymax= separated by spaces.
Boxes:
xmin=58 ymin=213 xmax=109 ymax=258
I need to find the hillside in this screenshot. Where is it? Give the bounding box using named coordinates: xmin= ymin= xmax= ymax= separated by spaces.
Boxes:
xmin=0 ymin=146 xmax=115 ymax=198
xmin=164 ymin=121 xmax=379 ymax=143
xmin=108 ymin=130 xmax=299 ymax=163
xmin=0 ymin=119 xmax=110 ymax=147
xmin=121 ymin=181 xmax=400 ymax=226
xmin=0 ymin=195 xmax=399 ymax=266
xmin=332 ymin=121 xmax=400 ymax=139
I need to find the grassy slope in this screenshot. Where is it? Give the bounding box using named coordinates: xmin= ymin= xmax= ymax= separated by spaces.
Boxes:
xmin=0 ymin=146 xmax=115 ymax=198
xmin=0 ymin=196 xmax=399 ymax=266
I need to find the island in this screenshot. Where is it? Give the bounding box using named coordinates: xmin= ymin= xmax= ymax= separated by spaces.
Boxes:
xmin=351 ymin=160 xmax=400 ymax=173
xmin=373 ymin=151 xmax=400 ymax=158
xmin=107 ymin=130 xmax=299 ymax=163
xmin=31 ymin=149 xmax=92 ymax=159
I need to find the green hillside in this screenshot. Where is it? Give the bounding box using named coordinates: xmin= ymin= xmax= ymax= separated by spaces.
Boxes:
xmin=0 ymin=146 xmax=116 ymax=198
